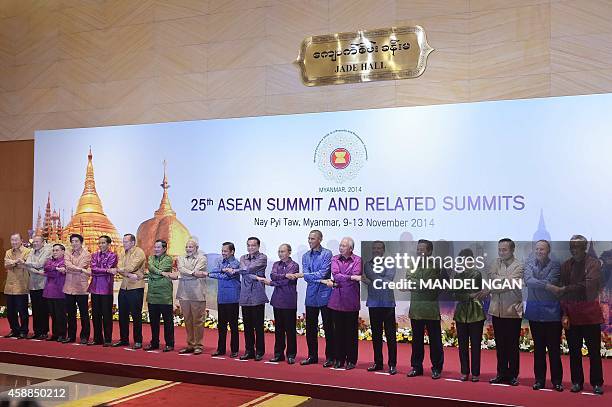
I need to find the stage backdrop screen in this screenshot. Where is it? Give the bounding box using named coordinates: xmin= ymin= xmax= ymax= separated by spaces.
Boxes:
xmin=33 ymin=93 xmax=612 ymax=328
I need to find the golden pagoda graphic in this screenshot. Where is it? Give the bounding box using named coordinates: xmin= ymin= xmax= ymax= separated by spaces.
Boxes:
xmin=62 ymin=148 xmax=121 ymax=253
xmin=137 ymin=161 xmax=191 ymax=257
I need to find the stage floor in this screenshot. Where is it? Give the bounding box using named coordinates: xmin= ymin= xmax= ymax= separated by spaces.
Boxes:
xmin=0 ymin=319 xmax=609 ymax=406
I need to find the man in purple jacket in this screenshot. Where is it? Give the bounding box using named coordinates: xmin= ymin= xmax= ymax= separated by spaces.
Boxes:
xmin=43 ymin=244 xmax=67 ymax=342
xmin=88 ymin=235 xmax=118 ymax=347
xmin=324 ymin=237 xmax=362 ymax=370
xmin=258 ymin=243 xmax=299 ymax=364
xmin=237 ymin=237 xmax=268 ymax=361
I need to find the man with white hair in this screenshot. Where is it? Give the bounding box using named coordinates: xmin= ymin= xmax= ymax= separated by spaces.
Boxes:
xmin=324 ymin=237 xmax=362 ymax=370
xmin=3 ymin=233 xmax=31 ymax=338
xmin=24 ymin=235 xmax=52 ymax=339
xmin=550 ymin=235 xmax=604 ymax=395
xmin=173 ymin=236 xmax=208 ymax=355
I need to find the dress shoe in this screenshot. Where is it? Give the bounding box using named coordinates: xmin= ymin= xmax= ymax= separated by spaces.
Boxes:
xmin=112 ymin=341 xmax=128 ymax=347
xmin=460 ymin=374 xmax=469 ymax=382
xmin=345 ymin=363 xmax=356 ymax=371
xmin=254 ymin=354 xmax=264 ymax=361
xmin=269 ymin=355 xmax=285 ymax=362
xmin=570 ymin=383 xmax=583 ymax=393
xmin=38 ymin=334 xmax=48 ymax=340
xmin=179 ymin=348 xmax=194 ymax=354
xmin=212 ymin=350 xmax=225 ymax=357
xmin=57 ymin=336 xmax=66 ymax=342
xmin=230 ymin=352 xmax=239 ymax=358
xmin=193 ymin=348 xmax=202 ymax=355
xmin=240 ymin=353 xmax=254 ymax=360
xmin=144 ymin=344 xmax=160 ymax=351
xmin=593 ymin=385 xmax=603 ymax=395
xmin=301 ymin=357 xmax=318 ymax=366
xmin=509 ymin=378 xmax=519 ymax=386
xmin=471 ymin=376 xmax=480 ymax=382
xmin=333 ymin=361 xmax=345 ymax=369
xmin=132 ymin=342 xmax=142 ymax=350
xmin=432 ymin=370 xmax=442 ymax=380
xmin=61 ymin=337 xmax=75 ymax=344
xmin=489 ymin=376 xmax=506 ymax=384
xmin=367 ymin=364 xmax=383 ymax=372
xmin=388 ymin=366 xmax=397 ymax=375
xmin=323 ymin=360 xmax=336 ymax=368
xmin=46 ymin=336 xmax=58 ymax=342
xmin=27 ymin=334 xmax=39 ymax=340
xmin=80 ymin=338 xmax=89 ymax=345
xmin=553 ymin=384 xmax=564 ymax=392
xmin=532 ymin=382 xmax=544 ymax=390
xmin=87 ymin=341 xmax=103 ymax=346
xmin=3 ymin=332 xmax=18 ymax=338
xmin=103 ymin=342 xmax=112 ymax=347
xmin=163 ymin=345 xmax=174 ymax=352
xmin=18 ymin=333 xmax=27 ymax=339
xmin=287 ymin=358 xmax=295 ymax=365
xmin=407 ymin=368 xmax=423 ymax=377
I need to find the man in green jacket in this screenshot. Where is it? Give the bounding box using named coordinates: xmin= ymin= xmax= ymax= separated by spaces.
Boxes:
xmin=145 ymin=239 xmax=174 ymax=352
xmin=406 ymin=239 xmax=444 ymax=380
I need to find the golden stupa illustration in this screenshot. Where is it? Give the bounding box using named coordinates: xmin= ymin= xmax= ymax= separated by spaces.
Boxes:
xmin=63 ymin=148 xmax=121 ymax=253
xmin=137 ymin=161 xmax=191 ymax=257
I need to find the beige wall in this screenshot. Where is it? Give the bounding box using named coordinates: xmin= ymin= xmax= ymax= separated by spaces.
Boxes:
xmin=1 ymin=0 xmax=612 ymax=141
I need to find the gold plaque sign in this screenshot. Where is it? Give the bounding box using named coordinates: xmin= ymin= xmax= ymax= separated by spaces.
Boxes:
xmin=295 ymin=26 xmax=433 ymax=86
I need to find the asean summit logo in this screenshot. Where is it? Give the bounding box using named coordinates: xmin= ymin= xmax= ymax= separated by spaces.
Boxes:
xmin=314 ymin=130 xmax=367 ymax=183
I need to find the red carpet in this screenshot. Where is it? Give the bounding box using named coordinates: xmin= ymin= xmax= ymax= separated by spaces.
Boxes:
xmin=0 ymin=319 xmax=609 ymax=406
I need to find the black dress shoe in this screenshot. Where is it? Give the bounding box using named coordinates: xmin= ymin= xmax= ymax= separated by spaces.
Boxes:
xmin=323 ymin=360 xmax=335 ymax=368
xmin=333 ymin=361 xmax=345 ymax=369
xmin=570 ymin=383 xmax=583 ymax=393
xmin=103 ymin=342 xmax=112 ymax=347
xmin=163 ymin=345 xmax=174 ymax=352
xmin=407 ymin=368 xmax=423 ymax=377
xmin=80 ymin=338 xmax=89 ymax=345
xmin=240 ymin=353 xmax=255 ymax=360
xmin=509 ymin=378 xmax=519 ymax=386
xmin=301 ymin=357 xmax=318 ymax=366
xmin=532 ymin=382 xmax=544 ymax=390
xmin=471 ymin=376 xmax=480 ymax=382
xmin=179 ymin=348 xmax=194 ymax=354
xmin=367 ymin=364 xmax=383 ymax=372
xmin=46 ymin=336 xmax=59 ymax=342
xmin=3 ymin=332 xmax=18 ymax=338
xmin=388 ymin=366 xmax=397 ymax=375
xmin=593 ymin=385 xmax=603 ymax=395
xmin=112 ymin=341 xmax=128 ymax=347
xmin=38 ymin=334 xmax=48 ymax=340
xmin=460 ymin=374 xmax=469 ymax=381
xmin=133 ymin=342 xmax=142 ymax=349
xmin=269 ymin=355 xmax=285 ymax=362
xmin=61 ymin=337 xmax=75 ymax=344
xmin=18 ymin=333 xmax=27 ymax=339
xmin=144 ymin=344 xmax=160 ymax=351
xmin=230 ymin=352 xmax=239 ymax=358
xmin=87 ymin=341 xmax=103 ymax=346
xmin=345 ymin=363 xmax=355 ymax=370
xmin=553 ymin=384 xmax=564 ymax=392
xmin=212 ymin=350 xmax=225 ymax=357
xmin=193 ymin=348 xmax=202 ymax=355
xmin=489 ymin=376 xmax=506 ymax=384
xmin=27 ymin=334 xmax=39 ymax=340
xmin=287 ymin=358 xmax=295 ymax=365
xmin=254 ymin=354 xmax=264 ymax=361
xmin=432 ymin=370 xmax=442 ymax=380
